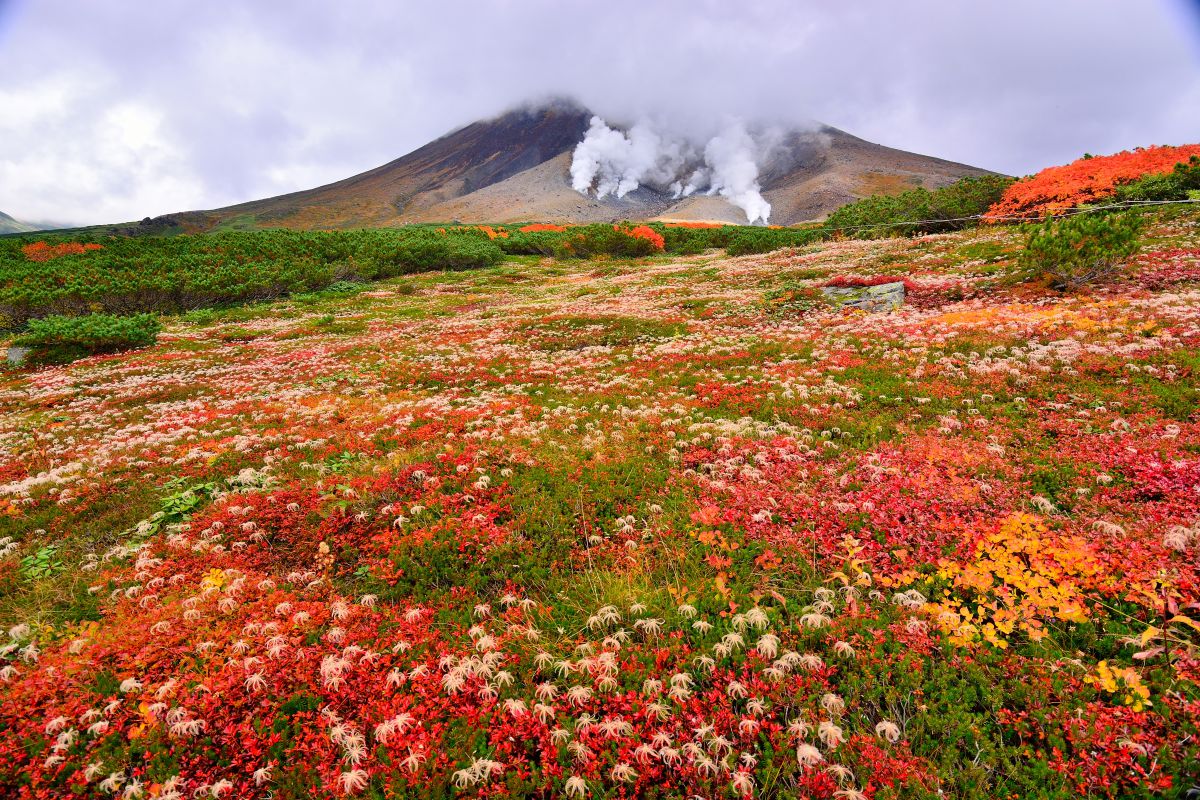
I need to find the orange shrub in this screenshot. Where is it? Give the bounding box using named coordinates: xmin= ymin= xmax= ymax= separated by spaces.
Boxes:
xmin=519 ymin=223 xmax=568 ymax=233
xmin=22 ymin=241 xmax=103 ymax=262
xmin=615 ymin=224 xmax=665 ymax=251
xmin=664 ymin=221 xmax=723 ymax=230
xmin=985 ymin=144 xmax=1200 ymax=221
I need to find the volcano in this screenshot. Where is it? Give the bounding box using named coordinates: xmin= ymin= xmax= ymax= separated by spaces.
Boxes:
xmin=170 ymin=99 xmax=996 ymax=231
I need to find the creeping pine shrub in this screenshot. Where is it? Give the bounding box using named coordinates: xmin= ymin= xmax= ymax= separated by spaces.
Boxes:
xmin=502 ymin=224 xmax=732 ymax=257
xmin=384 ymin=233 xmax=504 ymax=273
xmin=725 ymin=227 xmax=822 ymax=256
xmin=824 ymin=174 xmax=1015 ymax=238
xmin=658 ymin=224 xmax=732 ymax=254
xmin=1018 ymin=212 xmax=1143 ymax=291
xmin=498 ymin=230 xmax=566 ymax=256
xmin=14 ymin=313 xmax=161 ymax=364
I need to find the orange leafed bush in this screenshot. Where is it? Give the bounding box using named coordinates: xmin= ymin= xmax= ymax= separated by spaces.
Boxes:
xmin=519 ymin=223 xmax=568 ymax=233
xmin=615 ymin=224 xmax=665 ymax=251
xmin=985 ymin=144 xmax=1200 ymax=221
xmin=475 ymin=225 xmax=508 ymax=239
xmin=22 ymin=241 xmax=103 ymax=262
xmin=664 ymin=221 xmax=723 ymax=229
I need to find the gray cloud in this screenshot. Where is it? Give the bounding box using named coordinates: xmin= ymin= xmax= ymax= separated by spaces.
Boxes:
xmin=1 ymin=0 xmax=1198 ymax=225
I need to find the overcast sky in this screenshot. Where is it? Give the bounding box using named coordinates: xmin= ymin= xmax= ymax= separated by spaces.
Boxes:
xmin=2 ymin=0 xmax=1198 ymax=225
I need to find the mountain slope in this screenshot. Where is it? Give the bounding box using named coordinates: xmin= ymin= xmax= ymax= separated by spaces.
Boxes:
xmin=172 ymin=101 xmax=997 ymax=230
xmin=174 ymin=102 xmax=593 ymax=232
xmin=759 ymin=126 xmax=999 ymax=225
xmin=0 ymin=211 xmax=39 ymax=235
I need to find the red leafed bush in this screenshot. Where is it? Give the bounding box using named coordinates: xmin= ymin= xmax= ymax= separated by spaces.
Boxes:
xmin=984 ymin=144 xmax=1200 ymax=221
xmin=518 ymin=223 xmax=567 ymax=233
xmin=21 ymin=241 xmax=103 ymax=262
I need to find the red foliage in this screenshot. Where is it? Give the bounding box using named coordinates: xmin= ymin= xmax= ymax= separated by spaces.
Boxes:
xmin=984 ymin=144 xmax=1200 ymax=220
xmin=518 ymin=224 xmax=567 ymax=233
xmin=823 ymin=275 xmax=918 ymax=292
xmin=21 ymin=241 xmax=103 ymax=262
xmin=1130 ymin=248 xmax=1200 ymax=289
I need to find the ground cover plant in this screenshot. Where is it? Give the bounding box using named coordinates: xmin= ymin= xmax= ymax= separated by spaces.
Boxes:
xmin=1 ymin=201 xmax=1199 ymax=798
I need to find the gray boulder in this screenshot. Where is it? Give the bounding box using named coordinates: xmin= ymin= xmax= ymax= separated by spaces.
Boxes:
xmin=821 ymin=281 xmax=905 ymax=312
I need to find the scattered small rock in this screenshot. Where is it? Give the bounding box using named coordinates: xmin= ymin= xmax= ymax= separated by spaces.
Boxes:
xmin=6 ymin=346 xmax=30 ymax=366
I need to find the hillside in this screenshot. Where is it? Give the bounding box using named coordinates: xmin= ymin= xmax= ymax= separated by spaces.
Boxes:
xmin=0 ymin=211 xmax=38 ymax=235
xmin=170 ymin=101 xmax=995 ymax=230
xmin=2 ymin=209 xmax=1199 ymax=796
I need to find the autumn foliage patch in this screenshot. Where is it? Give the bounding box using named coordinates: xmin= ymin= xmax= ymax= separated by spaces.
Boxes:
xmin=616 ymin=224 xmax=666 ymax=252
xmin=21 ymin=241 xmax=103 ymax=262
xmin=984 ymin=144 xmax=1200 ymax=220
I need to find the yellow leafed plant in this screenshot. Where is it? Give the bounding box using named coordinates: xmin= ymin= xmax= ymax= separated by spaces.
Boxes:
xmin=924 ymin=513 xmax=1107 ymax=647
xmin=1087 ymin=660 xmax=1152 ymax=711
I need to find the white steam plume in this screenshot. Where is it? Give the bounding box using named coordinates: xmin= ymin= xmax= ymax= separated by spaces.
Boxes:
xmin=570 ymin=115 xmax=772 ymax=224
xmin=569 ymin=116 xmax=693 ymax=200
xmin=703 ymin=121 xmax=771 ymax=224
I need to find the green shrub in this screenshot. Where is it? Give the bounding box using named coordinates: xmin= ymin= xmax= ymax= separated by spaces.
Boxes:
xmin=497 ymin=230 xmax=566 ymax=256
xmin=656 ymin=225 xmax=733 ymax=254
xmin=726 ymin=227 xmax=821 ymax=256
xmin=320 ymin=280 xmax=366 ymax=295
xmin=384 ymin=234 xmax=503 ymax=273
xmin=499 ymin=224 xmax=733 ymax=257
xmin=927 ymin=174 xmax=1017 ymax=221
xmin=1018 ymin=212 xmax=1143 ymax=291
xmin=0 ymin=229 xmax=507 ymax=323
xmin=14 ymin=313 xmax=161 ymax=364
xmin=824 ymin=175 xmax=1015 ymax=238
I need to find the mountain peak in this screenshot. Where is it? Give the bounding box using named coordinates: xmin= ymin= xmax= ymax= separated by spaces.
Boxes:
xmin=168 ymin=103 xmax=995 ymax=231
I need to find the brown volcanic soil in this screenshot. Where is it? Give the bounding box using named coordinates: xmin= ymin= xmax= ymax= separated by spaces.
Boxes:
xmin=173 ymin=103 xmax=593 ymax=231
xmin=760 ymin=127 xmax=995 ymax=223
xmin=170 ymin=102 xmax=997 ymax=231
xmin=400 ymin=152 xmax=679 ymax=224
